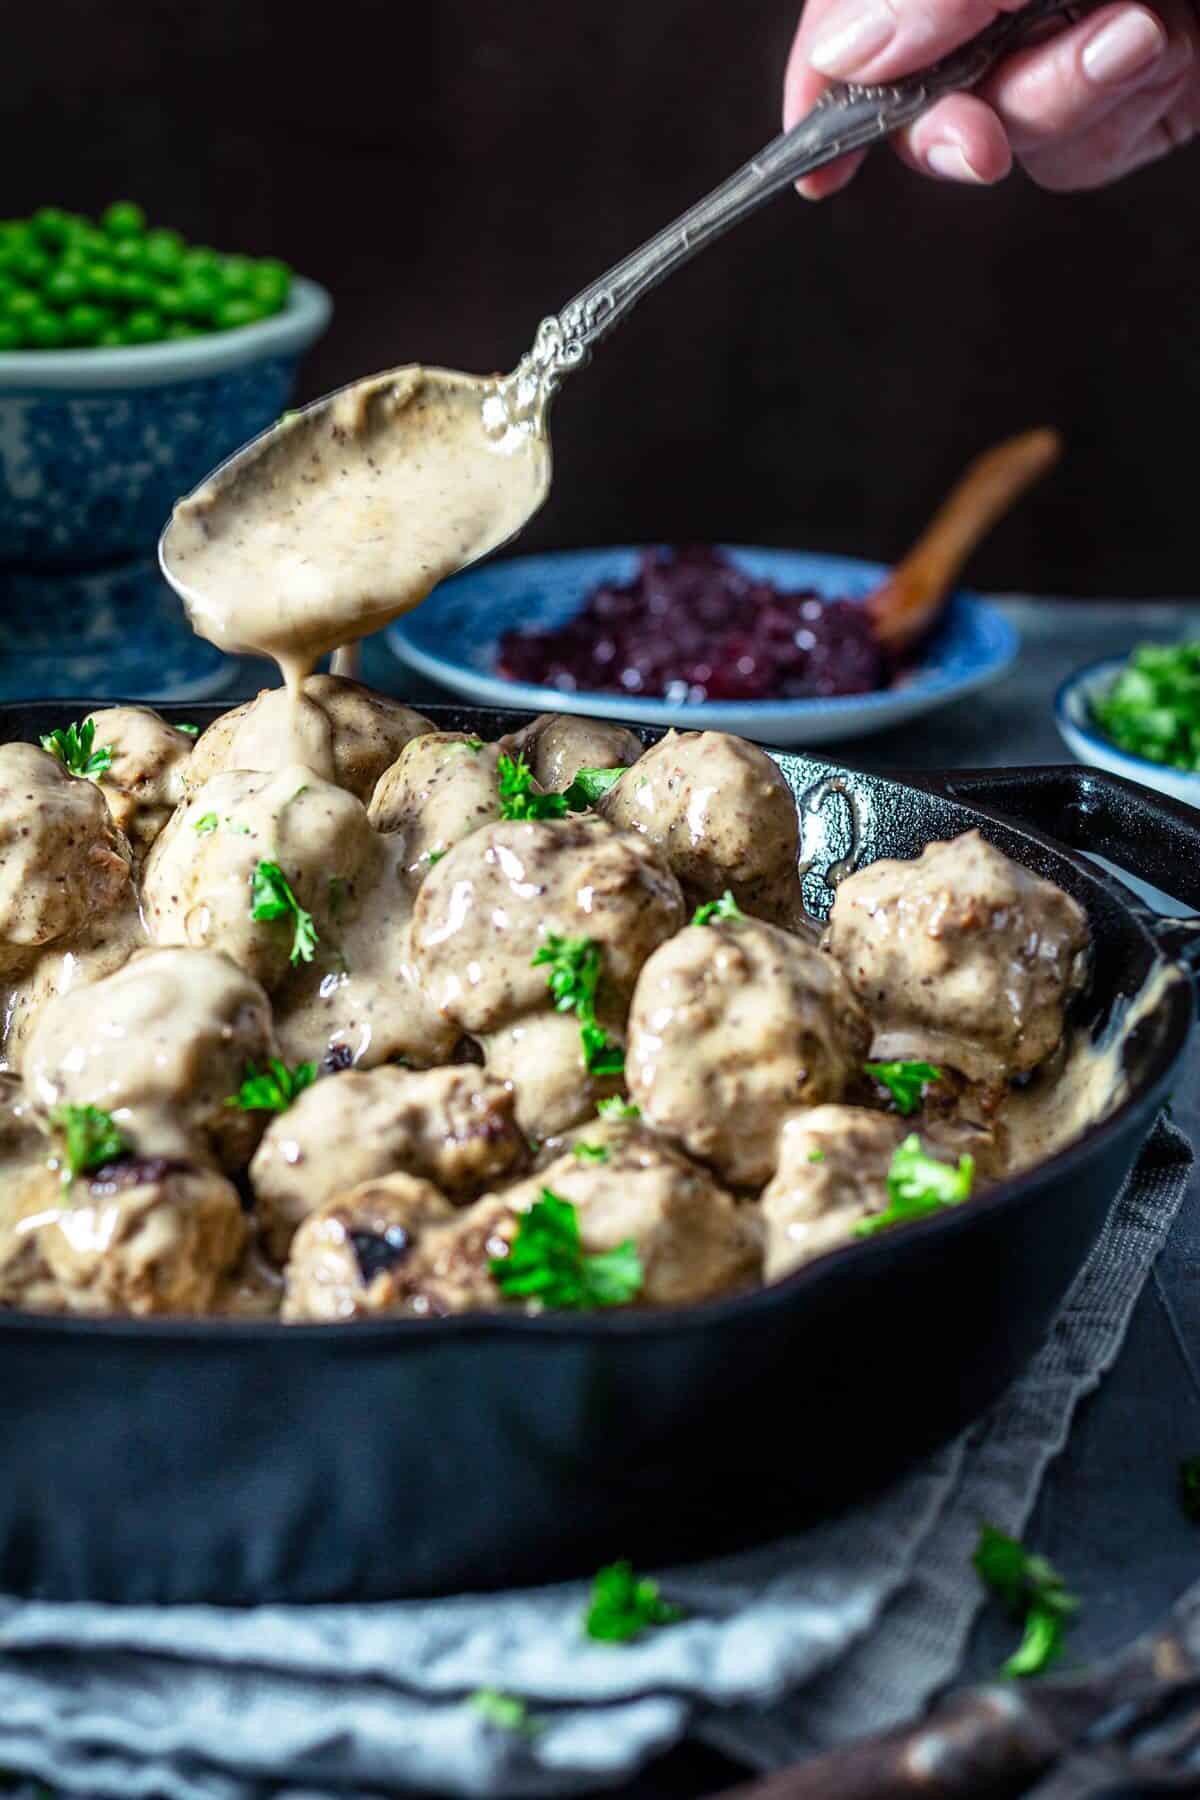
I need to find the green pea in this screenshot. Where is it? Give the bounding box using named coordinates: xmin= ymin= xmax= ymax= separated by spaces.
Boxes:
xmin=143 ymin=229 xmax=184 ymax=275
xmin=86 ymin=263 xmax=120 ymax=302
xmin=179 ymin=276 xmax=221 ymax=322
xmin=181 ymin=246 xmax=219 ymax=278
xmin=32 ymin=206 xmax=72 ymax=247
xmin=43 ymin=266 xmax=86 ymax=308
xmin=218 ymin=254 xmax=254 ymax=293
xmin=56 ymin=242 xmax=89 ymax=273
xmin=123 ymin=307 xmax=163 ymax=344
xmin=102 ymin=200 xmax=146 ymax=238
xmin=65 ymin=302 xmax=108 ymax=343
xmin=155 ymin=285 xmax=188 ymax=319
xmin=165 ymin=320 xmax=202 ymax=340
xmin=113 ymin=270 xmax=155 ymax=306
xmin=13 ymin=246 xmax=51 ymax=286
xmin=252 ymin=260 xmax=291 ymax=308
xmin=96 ymin=324 xmax=125 ymax=347
xmin=4 ymin=289 xmax=39 ymax=320
xmin=215 ymin=295 xmax=262 ymax=330
xmin=27 ymin=310 xmax=66 ymax=348
xmin=0 ymin=319 xmax=24 ymax=351
xmin=110 ymin=237 xmax=142 ymax=269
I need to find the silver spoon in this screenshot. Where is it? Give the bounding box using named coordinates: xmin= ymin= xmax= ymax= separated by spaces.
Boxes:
xmin=160 ymin=0 xmax=1076 ymax=666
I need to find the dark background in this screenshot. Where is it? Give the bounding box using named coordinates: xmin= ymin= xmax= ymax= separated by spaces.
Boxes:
xmin=11 ymin=0 xmax=1200 ymax=596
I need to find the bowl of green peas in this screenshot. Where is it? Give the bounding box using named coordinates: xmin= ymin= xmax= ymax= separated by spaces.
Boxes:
xmin=0 ymin=202 xmax=331 ymax=571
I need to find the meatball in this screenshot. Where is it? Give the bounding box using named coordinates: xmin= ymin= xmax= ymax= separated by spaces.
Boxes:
xmin=0 ymin=743 xmax=132 ymax=975
xmin=626 ymin=916 xmax=871 ymax=1188
xmin=186 ymin=675 xmax=430 ymax=800
xmin=760 ymin=1106 xmax=906 ymax=1280
xmin=251 ymin=1064 xmax=528 ymax=1262
xmin=502 ymin=714 xmax=642 ymax=792
xmin=412 ymin=814 xmax=685 ymax=1135
xmin=600 ymin=729 xmax=803 ymax=926
xmin=86 ymin=705 xmax=191 ymax=858
xmin=23 ymin=946 xmax=278 ymax=1171
xmin=368 ymin=733 xmax=505 ymax=886
xmin=1 ymin=897 xmax=146 ymax=1072
xmin=823 ymin=830 xmax=1091 ymax=1081
xmin=143 ymin=765 xmax=376 ymax=993
xmin=270 ymin=831 xmax=459 ymax=1072
xmin=283 ymin=1171 xmax=456 ymax=1322
xmin=34 ymin=1157 xmax=247 ymax=1317
xmin=0 ymin=1160 xmax=69 ymax=1313
xmin=760 ymin=1104 xmax=1002 ymax=1281
xmin=490 ymin=1122 xmax=761 ymax=1306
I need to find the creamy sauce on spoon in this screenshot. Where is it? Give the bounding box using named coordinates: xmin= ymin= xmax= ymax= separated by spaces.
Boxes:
xmin=161 ymin=365 xmax=550 ymax=692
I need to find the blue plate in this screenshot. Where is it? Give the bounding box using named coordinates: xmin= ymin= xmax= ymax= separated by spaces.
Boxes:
xmin=386 ymin=545 xmax=1018 ymax=745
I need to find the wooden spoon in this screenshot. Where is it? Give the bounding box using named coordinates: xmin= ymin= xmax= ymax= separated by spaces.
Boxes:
xmin=867 ymin=427 xmax=1061 ymax=658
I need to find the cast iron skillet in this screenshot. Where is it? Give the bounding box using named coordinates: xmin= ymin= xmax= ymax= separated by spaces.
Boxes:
xmin=0 ymin=700 xmax=1197 ymax=1606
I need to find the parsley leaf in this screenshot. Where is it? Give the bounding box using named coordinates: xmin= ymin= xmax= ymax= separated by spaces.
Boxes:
xmin=584 ymin=1560 xmax=684 ymax=1643
xmin=532 ymin=933 xmax=624 ymax=1075
xmin=561 ymin=766 xmax=626 ymax=811
xmin=692 ymin=890 xmax=743 ymax=927
xmin=855 ymin=1134 xmax=974 ymax=1239
xmin=497 ymin=752 xmax=569 ymax=822
xmin=597 ymin=1096 xmax=640 ymax=1121
xmin=39 ymin=718 xmax=112 ymax=780
xmin=425 ymin=849 xmax=445 ymax=866
xmin=250 ymin=860 xmax=318 ymax=964
xmin=445 ymin=737 xmax=484 ymax=756
xmin=973 ymin=1524 xmax=1079 ymax=1678
xmin=573 ymin=1140 xmax=609 ymax=1164
xmin=193 ymin=812 xmax=219 ymax=835
xmin=1180 ymin=1455 xmax=1200 ymax=1523
xmin=1091 ymin=642 xmax=1200 ymax=771
xmin=174 ymin=722 xmax=200 ymax=737
xmin=49 ymin=1103 xmax=130 ymax=1182
xmin=491 ymin=1189 xmax=642 ymax=1309
xmin=864 ymin=1059 xmax=943 ymax=1116
xmin=470 ymin=1688 xmax=539 ymax=1734
xmin=808 ymin=1148 xmax=826 ymax=1163
xmin=226 ymin=1057 xmax=317 ymax=1114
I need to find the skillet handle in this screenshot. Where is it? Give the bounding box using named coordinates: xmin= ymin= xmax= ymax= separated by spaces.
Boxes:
xmin=930 ymin=764 xmax=1200 ymax=972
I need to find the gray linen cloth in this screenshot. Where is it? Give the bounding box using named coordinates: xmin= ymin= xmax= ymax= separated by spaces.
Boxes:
xmin=0 ymin=1116 xmax=1190 ymax=1800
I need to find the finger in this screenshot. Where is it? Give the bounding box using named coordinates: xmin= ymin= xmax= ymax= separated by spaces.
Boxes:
xmin=981 ymin=2 xmax=1184 ymax=152
xmin=1020 ymin=63 xmax=1197 ymax=183
xmin=783 ymin=10 xmax=870 ymax=197
xmin=804 ymin=0 xmax=1026 ymax=85
xmin=891 ymin=92 xmax=1014 ymax=179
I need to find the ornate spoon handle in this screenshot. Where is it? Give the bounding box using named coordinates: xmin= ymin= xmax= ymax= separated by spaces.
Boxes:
xmin=522 ymin=0 xmax=1077 ymax=389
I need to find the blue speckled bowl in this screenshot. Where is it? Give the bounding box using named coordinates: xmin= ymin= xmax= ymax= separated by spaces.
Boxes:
xmin=0 ymin=278 xmax=331 ymax=699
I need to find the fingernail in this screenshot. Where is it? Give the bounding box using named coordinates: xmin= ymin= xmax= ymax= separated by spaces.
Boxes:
xmin=810 ymin=0 xmax=896 ymax=77
xmin=1082 ymin=10 xmax=1165 ymax=85
xmin=925 ymin=142 xmax=987 ymax=183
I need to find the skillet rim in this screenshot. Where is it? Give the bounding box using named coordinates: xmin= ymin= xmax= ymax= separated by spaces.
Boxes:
xmin=0 ymin=696 xmax=1191 ymax=1345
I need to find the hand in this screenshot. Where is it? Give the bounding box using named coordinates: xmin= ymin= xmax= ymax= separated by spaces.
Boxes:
xmin=785 ymin=0 xmax=1200 ymax=194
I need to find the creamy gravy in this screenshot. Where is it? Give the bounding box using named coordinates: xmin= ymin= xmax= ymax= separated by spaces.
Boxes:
xmin=161 ymin=365 xmax=550 ymax=690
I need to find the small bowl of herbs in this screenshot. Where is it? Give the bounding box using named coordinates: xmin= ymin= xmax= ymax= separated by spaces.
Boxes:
xmin=1056 ymin=642 xmax=1200 ymax=808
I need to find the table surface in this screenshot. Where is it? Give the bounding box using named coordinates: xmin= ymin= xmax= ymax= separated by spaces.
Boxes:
xmin=226 ymin=599 xmax=1200 ymax=1798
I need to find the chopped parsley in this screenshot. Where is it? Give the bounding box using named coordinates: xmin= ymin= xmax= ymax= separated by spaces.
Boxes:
xmin=855 ymin=1134 xmax=974 ymax=1239
xmin=490 ymin=1189 xmax=641 ymax=1310
xmin=1180 ymin=1455 xmax=1200 ymax=1523
xmin=692 ymin=890 xmax=743 ymax=927
xmin=561 ymin=766 xmax=626 ymax=811
xmin=174 ymin=722 xmax=200 ymax=737
xmin=973 ymin=1524 xmax=1079 ymax=1678
xmin=573 ymin=1141 xmax=609 ymax=1164
xmin=470 ymin=1688 xmax=538 ymax=1734
xmin=193 ymin=812 xmax=219 ymax=835
xmin=444 ymin=737 xmax=484 ymax=756
xmin=864 ymin=1059 xmax=943 ymax=1116
xmin=49 ymin=1103 xmax=129 ymax=1182
xmin=425 ymin=849 xmax=445 ymax=866
xmin=226 ymin=1057 xmax=317 ymax=1114
xmin=1091 ymin=642 xmax=1200 ymax=771
xmin=250 ymin=859 xmax=318 ymax=964
xmin=597 ymin=1096 xmax=640 ymax=1121
xmin=39 ymin=717 xmax=112 ymax=780
xmin=532 ymin=933 xmax=624 ymax=1075
xmin=497 ymin=752 xmax=569 ymax=821
xmin=584 ymin=1560 xmax=684 ymax=1643
xmin=807 ymin=1148 xmax=826 ymax=1163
